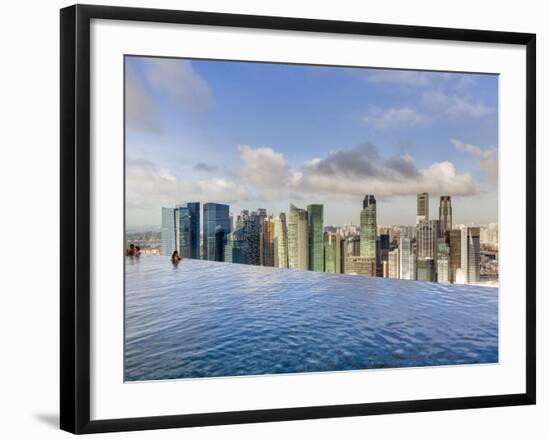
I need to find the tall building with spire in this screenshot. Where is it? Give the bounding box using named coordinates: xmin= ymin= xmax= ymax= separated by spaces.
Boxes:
xmin=287 ymin=204 xmax=309 ymax=270
xmin=439 ymin=195 xmax=452 ymax=236
xmin=360 ymin=195 xmax=377 ymax=259
xmin=417 ymin=192 xmax=429 ymax=224
xmin=307 ymin=204 xmax=324 ymax=272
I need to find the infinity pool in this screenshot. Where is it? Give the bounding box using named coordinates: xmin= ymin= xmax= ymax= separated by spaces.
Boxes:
xmin=125 ymin=256 xmax=498 ymax=381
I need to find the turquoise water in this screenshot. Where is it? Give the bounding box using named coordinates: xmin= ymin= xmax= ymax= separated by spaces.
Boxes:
xmin=125 ymin=257 xmax=498 ymax=381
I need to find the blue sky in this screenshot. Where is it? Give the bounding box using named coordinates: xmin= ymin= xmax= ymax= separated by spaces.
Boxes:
xmin=125 ymin=56 xmax=498 ymax=230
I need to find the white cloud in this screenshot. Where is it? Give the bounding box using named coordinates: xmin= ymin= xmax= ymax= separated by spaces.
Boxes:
xmin=126 ymin=144 xmax=483 ymax=228
xmin=125 ymin=159 xmax=247 ymax=226
xmin=143 ymin=58 xmax=213 ymax=113
xmin=235 ymin=143 xmax=477 ymax=201
xmin=421 ymin=91 xmax=494 ymax=119
xmin=238 ymin=144 xmax=290 ymax=189
xmin=451 ymin=138 xmax=498 ymax=182
xmin=364 ymin=106 xmax=432 ymax=128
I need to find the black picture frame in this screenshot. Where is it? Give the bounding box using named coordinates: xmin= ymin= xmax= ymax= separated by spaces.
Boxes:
xmin=60 ymin=4 xmax=536 ymax=434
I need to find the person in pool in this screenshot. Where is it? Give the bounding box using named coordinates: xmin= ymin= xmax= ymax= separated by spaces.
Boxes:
xmin=125 ymin=243 xmax=135 ymax=256
xmin=171 ymin=250 xmax=182 ymax=264
xmin=134 ymin=246 xmax=141 ymax=257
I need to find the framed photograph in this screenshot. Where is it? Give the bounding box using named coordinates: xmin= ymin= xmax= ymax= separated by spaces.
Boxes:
xmin=60 ymin=4 xmax=536 ymax=434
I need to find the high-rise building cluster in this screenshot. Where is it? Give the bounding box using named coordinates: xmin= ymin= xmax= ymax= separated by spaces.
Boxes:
xmin=161 ymin=193 xmax=495 ymax=285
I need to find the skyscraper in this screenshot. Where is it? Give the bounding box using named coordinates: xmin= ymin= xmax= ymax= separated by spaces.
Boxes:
xmin=417 ymin=219 xmax=438 ymax=281
xmin=224 ymin=226 xmax=248 ymax=264
xmin=259 ymin=215 xmax=274 ymax=267
xmin=455 ymin=227 xmax=480 ymax=284
xmin=439 ymin=196 xmax=452 ymax=236
xmin=273 ymin=212 xmax=289 ymax=268
xmin=307 ymin=204 xmax=324 ymax=272
xmin=202 ymin=203 xmax=231 ymax=262
xmin=399 ymin=237 xmax=415 ymax=280
xmin=161 ymin=207 xmax=175 ymax=256
xmin=239 ymin=209 xmax=261 ymax=265
xmin=466 ymin=227 xmax=481 ymax=283
xmin=324 ymin=231 xmax=341 ymax=273
xmin=417 ymin=219 xmax=439 ymax=260
xmin=174 ymin=202 xmax=200 ymax=259
xmin=360 ymin=195 xmax=377 ymax=259
xmin=417 ymin=192 xmax=429 ymax=224
xmin=448 ymin=229 xmax=462 ymax=283
xmin=174 ymin=204 xmax=190 ymax=258
xmin=287 ymin=204 xmax=309 ymax=270
xmin=388 ymin=248 xmax=400 ymax=279
xmin=436 ymin=238 xmax=450 ymax=283
xmin=417 ymin=258 xmax=436 ymax=282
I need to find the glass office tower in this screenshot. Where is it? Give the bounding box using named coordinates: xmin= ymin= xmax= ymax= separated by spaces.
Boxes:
xmin=161 ymin=207 xmax=175 ymax=256
xmin=307 ymin=204 xmax=324 ymax=272
xmin=174 ymin=202 xmax=200 ymax=259
xmin=203 ymin=203 xmax=231 ymax=262
xmin=360 ymin=195 xmax=377 ymax=259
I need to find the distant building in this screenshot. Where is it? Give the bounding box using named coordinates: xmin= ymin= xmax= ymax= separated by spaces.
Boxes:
xmin=273 ymin=212 xmax=289 ymax=268
xmin=466 ymin=227 xmax=481 ymax=283
xmin=161 ymin=207 xmax=175 ymax=256
xmin=417 ymin=258 xmax=436 ymax=282
xmin=456 ymin=227 xmax=481 ymax=284
xmin=345 ymin=256 xmax=376 ymax=277
xmin=436 ymin=238 xmax=450 ymax=283
xmin=399 ymin=237 xmax=416 ymax=280
xmin=239 ymin=209 xmax=262 ymax=265
xmin=417 ymin=219 xmax=439 ymax=260
xmin=324 ymin=231 xmax=341 ymax=273
xmin=388 ymin=248 xmax=400 ymax=279
xmin=224 ymin=227 xmax=248 ymax=264
xmin=379 ymin=233 xmax=390 ymax=251
xmin=417 ymin=192 xmax=429 ymax=224
xmin=448 ymin=229 xmax=462 ymax=283
xmin=202 ymin=203 xmax=230 ymax=262
xmin=287 ymin=204 xmax=309 ymax=270
xmin=307 ymin=204 xmax=324 ymax=272
xmin=360 ymin=195 xmax=377 ymax=259
xmin=260 ymin=215 xmax=274 ymax=266
xmin=340 ymin=238 xmax=347 ymax=274
xmin=439 ymin=196 xmax=452 ymax=236
xmin=348 ymin=235 xmax=361 ymax=256
xmin=174 ymin=202 xmax=200 ymax=259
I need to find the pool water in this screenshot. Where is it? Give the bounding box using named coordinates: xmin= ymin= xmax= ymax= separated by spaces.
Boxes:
xmin=125 ymin=256 xmax=498 ymax=381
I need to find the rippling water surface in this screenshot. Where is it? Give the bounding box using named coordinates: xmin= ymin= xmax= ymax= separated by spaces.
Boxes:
xmin=125 ymin=256 xmax=498 ymax=381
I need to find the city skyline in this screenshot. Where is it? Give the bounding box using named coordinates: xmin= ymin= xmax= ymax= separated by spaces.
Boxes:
xmin=125 ymin=56 xmax=498 ymax=230
xmin=157 ymin=192 xmax=497 ymax=285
